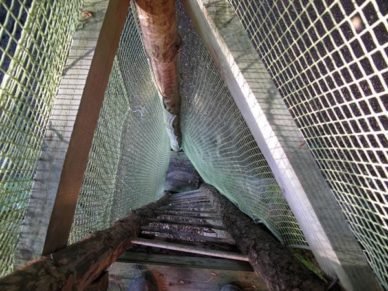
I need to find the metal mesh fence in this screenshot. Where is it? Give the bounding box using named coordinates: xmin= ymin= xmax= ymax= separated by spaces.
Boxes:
xmin=178 ymin=6 xmax=307 ymax=248
xmin=227 ymin=0 xmax=388 ymax=287
xmin=69 ymin=8 xmax=170 ymax=243
xmin=0 ymin=0 xmax=82 ymax=276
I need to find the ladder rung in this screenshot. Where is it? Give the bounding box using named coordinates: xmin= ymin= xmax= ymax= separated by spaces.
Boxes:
xmin=148 ymin=218 xmax=225 ymax=230
xmin=131 ymin=238 xmax=249 ymax=262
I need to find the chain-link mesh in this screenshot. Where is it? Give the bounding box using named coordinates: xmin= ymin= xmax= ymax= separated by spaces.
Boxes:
xmin=0 ymin=0 xmax=82 ymax=276
xmin=227 ymin=0 xmax=387 ymax=287
xmin=69 ymin=8 xmax=170 ymax=243
xmin=178 ymin=6 xmax=307 ymax=247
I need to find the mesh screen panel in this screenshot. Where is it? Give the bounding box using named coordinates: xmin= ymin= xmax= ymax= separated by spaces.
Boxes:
xmin=178 ymin=7 xmax=307 ymax=247
xmin=69 ymin=9 xmax=170 ymax=243
xmin=0 ymin=0 xmax=82 ymax=276
xmin=227 ymin=0 xmax=388 ymax=287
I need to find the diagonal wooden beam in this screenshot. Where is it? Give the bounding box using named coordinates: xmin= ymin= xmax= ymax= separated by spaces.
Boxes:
xmin=0 ymin=214 xmax=141 ymax=291
xmin=0 ymin=195 xmax=170 ymax=290
xmin=42 ymin=0 xmax=131 ymax=255
xmin=16 ymin=0 xmax=110 ymax=266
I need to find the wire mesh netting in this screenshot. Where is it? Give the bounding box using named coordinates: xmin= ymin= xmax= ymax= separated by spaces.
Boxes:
xmin=227 ymin=0 xmax=388 ymax=287
xmin=178 ymin=6 xmax=307 ymax=247
xmin=69 ymin=8 xmax=170 ymax=243
xmin=0 ymin=0 xmax=82 ymax=276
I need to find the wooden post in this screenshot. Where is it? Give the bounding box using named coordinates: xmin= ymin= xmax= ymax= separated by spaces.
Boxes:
xmin=204 ymin=184 xmax=326 ymax=291
xmin=135 ymin=0 xmax=180 ymax=115
xmin=42 ymin=0 xmax=131 ymax=255
xmin=135 ymin=0 xmax=181 ymax=144
xmin=16 ymin=0 xmax=111 ymax=266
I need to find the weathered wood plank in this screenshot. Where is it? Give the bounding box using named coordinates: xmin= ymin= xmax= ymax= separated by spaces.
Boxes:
xmin=16 ymin=0 xmax=111 ymax=266
xmin=118 ymin=252 xmax=253 ymax=271
xmin=42 ymin=0 xmax=131 ymax=255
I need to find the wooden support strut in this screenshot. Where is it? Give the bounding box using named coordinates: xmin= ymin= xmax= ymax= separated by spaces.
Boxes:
xmin=42 ymin=0 xmax=131 ymax=255
xmin=0 ymin=196 xmax=170 ymax=290
xmin=0 ymin=214 xmax=141 ymax=291
xmin=204 ymin=184 xmax=327 ymax=291
xmin=135 ymin=0 xmax=181 ymax=145
xmin=135 ymin=0 xmax=180 ymax=115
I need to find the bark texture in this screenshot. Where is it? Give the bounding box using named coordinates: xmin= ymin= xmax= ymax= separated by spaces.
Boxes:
xmin=204 ymin=184 xmax=326 ymax=291
xmin=0 ymin=215 xmax=140 ymax=291
xmin=135 ymin=0 xmax=180 ymax=115
xmin=0 ymin=196 xmax=170 ymax=290
xmin=135 ymin=0 xmax=181 ymax=145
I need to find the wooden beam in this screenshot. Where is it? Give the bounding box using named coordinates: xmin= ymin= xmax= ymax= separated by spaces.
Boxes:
xmin=0 ymin=195 xmax=170 ymax=290
xmin=16 ymin=0 xmax=111 ymax=266
xmin=131 ymin=238 xmax=249 ymax=261
xmin=42 ymin=0 xmax=131 ymax=255
xmin=117 ymin=252 xmax=253 ymax=271
xmin=135 ymin=0 xmax=180 ymax=115
xmin=0 ymin=214 xmax=141 ymax=291
xmin=204 ymin=185 xmax=326 ymax=291
xmin=135 ymin=0 xmax=181 ymax=147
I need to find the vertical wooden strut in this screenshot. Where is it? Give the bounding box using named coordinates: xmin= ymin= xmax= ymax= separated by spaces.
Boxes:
xmin=135 ymin=0 xmax=181 ymax=148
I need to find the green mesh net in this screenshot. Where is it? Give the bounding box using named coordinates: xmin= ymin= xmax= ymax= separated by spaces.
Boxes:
xmin=227 ymin=0 xmax=388 ymax=287
xmin=178 ymin=7 xmax=307 ymax=247
xmin=0 ymin=0 xmax=82 ymax=276
xmin=69 ymin=8 xmax=170 ymax=243
xmin=1 ymin=0 xmax=386 ymax=287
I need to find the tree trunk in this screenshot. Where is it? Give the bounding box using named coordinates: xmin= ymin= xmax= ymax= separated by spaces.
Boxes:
xmin=204 ymin=184 xmax=326 ymax=291
xmin=0 ymin=195 xmax=170 ymax=290
xmin=135 ymin=0 xmax=181 ymax=147
xmin=135 ymin=0 xmax=180 ymax=115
